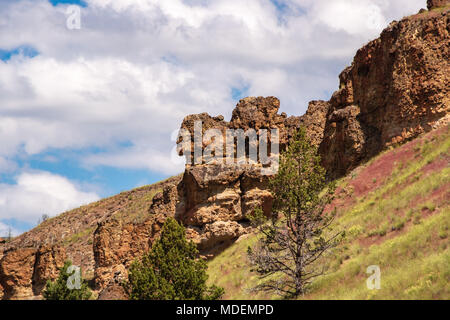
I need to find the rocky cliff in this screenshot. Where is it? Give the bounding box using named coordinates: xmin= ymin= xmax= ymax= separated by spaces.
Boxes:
xmin=1 ymin=3 xmax=449 ymax=300
xmin=319 ymin=5 xmax=449 ymax=178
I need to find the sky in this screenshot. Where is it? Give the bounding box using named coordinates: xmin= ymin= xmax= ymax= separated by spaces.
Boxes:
xmin=0 ymin=0 xmax=426 ymax=236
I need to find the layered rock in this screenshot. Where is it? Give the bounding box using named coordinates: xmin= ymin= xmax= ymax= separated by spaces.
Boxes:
xmin=0 ymin=248 xmax=36 ymax=300
xmin=171 ymin=96 xmax=328 ymax=252
xmin=32 ymin=246 xmax=67 ymax=295
xmin=427 ymin=0 xmax=450 ymax=10
xmin=319 ymin=8 xmax=450 ymax=178
xmin=0 ymin=245 xmax=65 ymax=299
xmin=93 ymin=218 xmax=156 ymax=292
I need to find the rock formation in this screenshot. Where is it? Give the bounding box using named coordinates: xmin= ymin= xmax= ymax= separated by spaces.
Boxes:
xmin=427 ymin=0 xmax=450 ymax=10
xmin=32 ymin=246 xmax=67 ymax=296
xmin=319 ymin=8 xmax=449 ymax=178
xmin=92 ymin=96 xmax=326 ymax=297
xmin=93 ymin=217 xmax=161 ymax=292
xmin=0 ymin=245 xmax=65 ymax=299
xmin=2 ymin=4 xmax=450 ymax=300
xmin=0 ymin=248 xmax=37 ymax=300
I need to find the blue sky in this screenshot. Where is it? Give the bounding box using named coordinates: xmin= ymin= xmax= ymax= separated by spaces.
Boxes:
xmin=0 ymin=46 xmax=39 ymax=61
xmin=49 ymin=0 xmax=87 ymax=7
xmin=0 ymin=0 xmax=426 ymax=236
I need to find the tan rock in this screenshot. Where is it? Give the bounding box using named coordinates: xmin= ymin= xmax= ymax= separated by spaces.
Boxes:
xmin=319 ymin=10 xmax=450 ymax=178
xmin=93 ymin=218 xmax=159 ymax=292
xmin=187 ymin=221 xmax=247 ymax=252
xmin=32 ymin=245 xmax=67 ymax=295
xmin=0 ymin=248 xmax=37 ymax=299
xmin=427 ymin=0 xmax=450 ymax=10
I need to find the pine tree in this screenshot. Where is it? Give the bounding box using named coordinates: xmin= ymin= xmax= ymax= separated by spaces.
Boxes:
xmin=248 ymin=127 xmax=344 ymax=298
xmin=126 ymin=218 xmax=224 ymax=300
xmin=43 ymin=261 xmax=92 ymax=300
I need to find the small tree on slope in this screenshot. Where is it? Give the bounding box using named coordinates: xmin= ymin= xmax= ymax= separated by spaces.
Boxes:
xmin=43 ymin=261 xmax=92 ymax=300
xmin=126 ymin=217 xmax=224 ymax=300
xmin=248 ymin=127 xmax=344 ymax=298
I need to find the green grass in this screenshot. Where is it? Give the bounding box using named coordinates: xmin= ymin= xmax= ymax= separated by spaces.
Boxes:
xmin=207 ymin=127 xmax=450 ymax=300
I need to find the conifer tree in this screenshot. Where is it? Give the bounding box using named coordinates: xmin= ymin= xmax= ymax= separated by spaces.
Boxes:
xmin=126 ymin=218 xmax=224 ymax=300
xmin=43 ymin=260 xmax=92 ymax=300
xmin=248 ymin=127 xmax=344 ymax=297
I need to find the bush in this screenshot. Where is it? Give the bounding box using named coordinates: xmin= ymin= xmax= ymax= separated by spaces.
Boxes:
xmin=43 ymin=261 xmax=92 ymax=300
xmin=126 ymin=218 xmax=224 ymax=300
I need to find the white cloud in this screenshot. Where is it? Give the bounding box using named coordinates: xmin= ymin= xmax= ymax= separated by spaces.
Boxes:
xmin=85 ymin=145 xmax=185 ymax=175
xmin=312 ymin=0 xmax=387 ymax=35
xmin=0 ymin=171 xmax=99 ymax=224
xmin=0 ymin=156 xmax=17 ymax=173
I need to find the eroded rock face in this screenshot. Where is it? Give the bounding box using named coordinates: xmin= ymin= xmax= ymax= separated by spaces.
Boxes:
xmin=0 ymin=248 xmax=37 ymax=300
xmin=91 ymin=97 xmax=313 ymax=296
xmin=427 ymin=0 xmax=450 ymax=10
xmin=173 ymin=96 xmax=327 ymax=252
xmin=0 ymin=245 xmax=66 ymax=300
xmin=93 ymin=216 xmax=166 ymax=294
xmin=186 ymin=221 xmax=246 ymax=254
xmin=91 ymin=95 xmax=340 ymax=272
xmin=319 ymin=9 xmax=450 ymax=178
xmin=32 ymin=246 xmax=67 ymax=296
xmin=178 ymin=97 xmax=325 ymax=162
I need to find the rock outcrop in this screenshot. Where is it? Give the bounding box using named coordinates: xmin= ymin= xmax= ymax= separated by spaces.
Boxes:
xmin=171 ymin=97 xmax=329 ymax=253
xmin=92 ymin=95 xmax=329 ymax=296
xmin=319 ymin=8 xmax=449 ymax=178
xmin=93 ymin=218 xmax=158 ymax=292
xmin=427 ymin=0 xmax=450 ymax=10
xmin=0 ymin=245 xmax=65 ymax=299
xmin=32 ymin=246 xmax=67 ymax=295
xmin=0 ymin=248 xmax=36 ymax=300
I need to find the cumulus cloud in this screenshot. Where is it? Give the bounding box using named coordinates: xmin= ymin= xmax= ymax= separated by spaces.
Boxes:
xmin=0 ymin=171 xmax=99 ymax=224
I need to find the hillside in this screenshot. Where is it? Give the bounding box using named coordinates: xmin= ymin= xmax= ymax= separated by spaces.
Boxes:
xmin=0 ymin=175 xmax=181 ymax=278
xmin=1 ymin=1 xmax=449 ymax=300
xmin=207 ymin=125 xmax=450 ymax=299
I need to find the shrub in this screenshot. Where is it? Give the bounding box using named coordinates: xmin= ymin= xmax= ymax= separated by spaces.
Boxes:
xmin=126 ymin=218 xmax=224 ymax=300
xmin=43 ymin=261 xmax=92 ymax=300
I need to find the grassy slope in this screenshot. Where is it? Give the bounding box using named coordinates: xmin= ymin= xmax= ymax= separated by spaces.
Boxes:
xmin=207 ymin=125 xmax=450 ymax=300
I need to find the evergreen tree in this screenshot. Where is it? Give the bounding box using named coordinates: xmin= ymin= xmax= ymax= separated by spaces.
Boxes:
xmin=248 ymin=127 xmax=344 ymax=298
xmin=126 ymin=218 xmax=224 ymax=300
xmin=43 ymin=260 xmax=92 ymax=300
